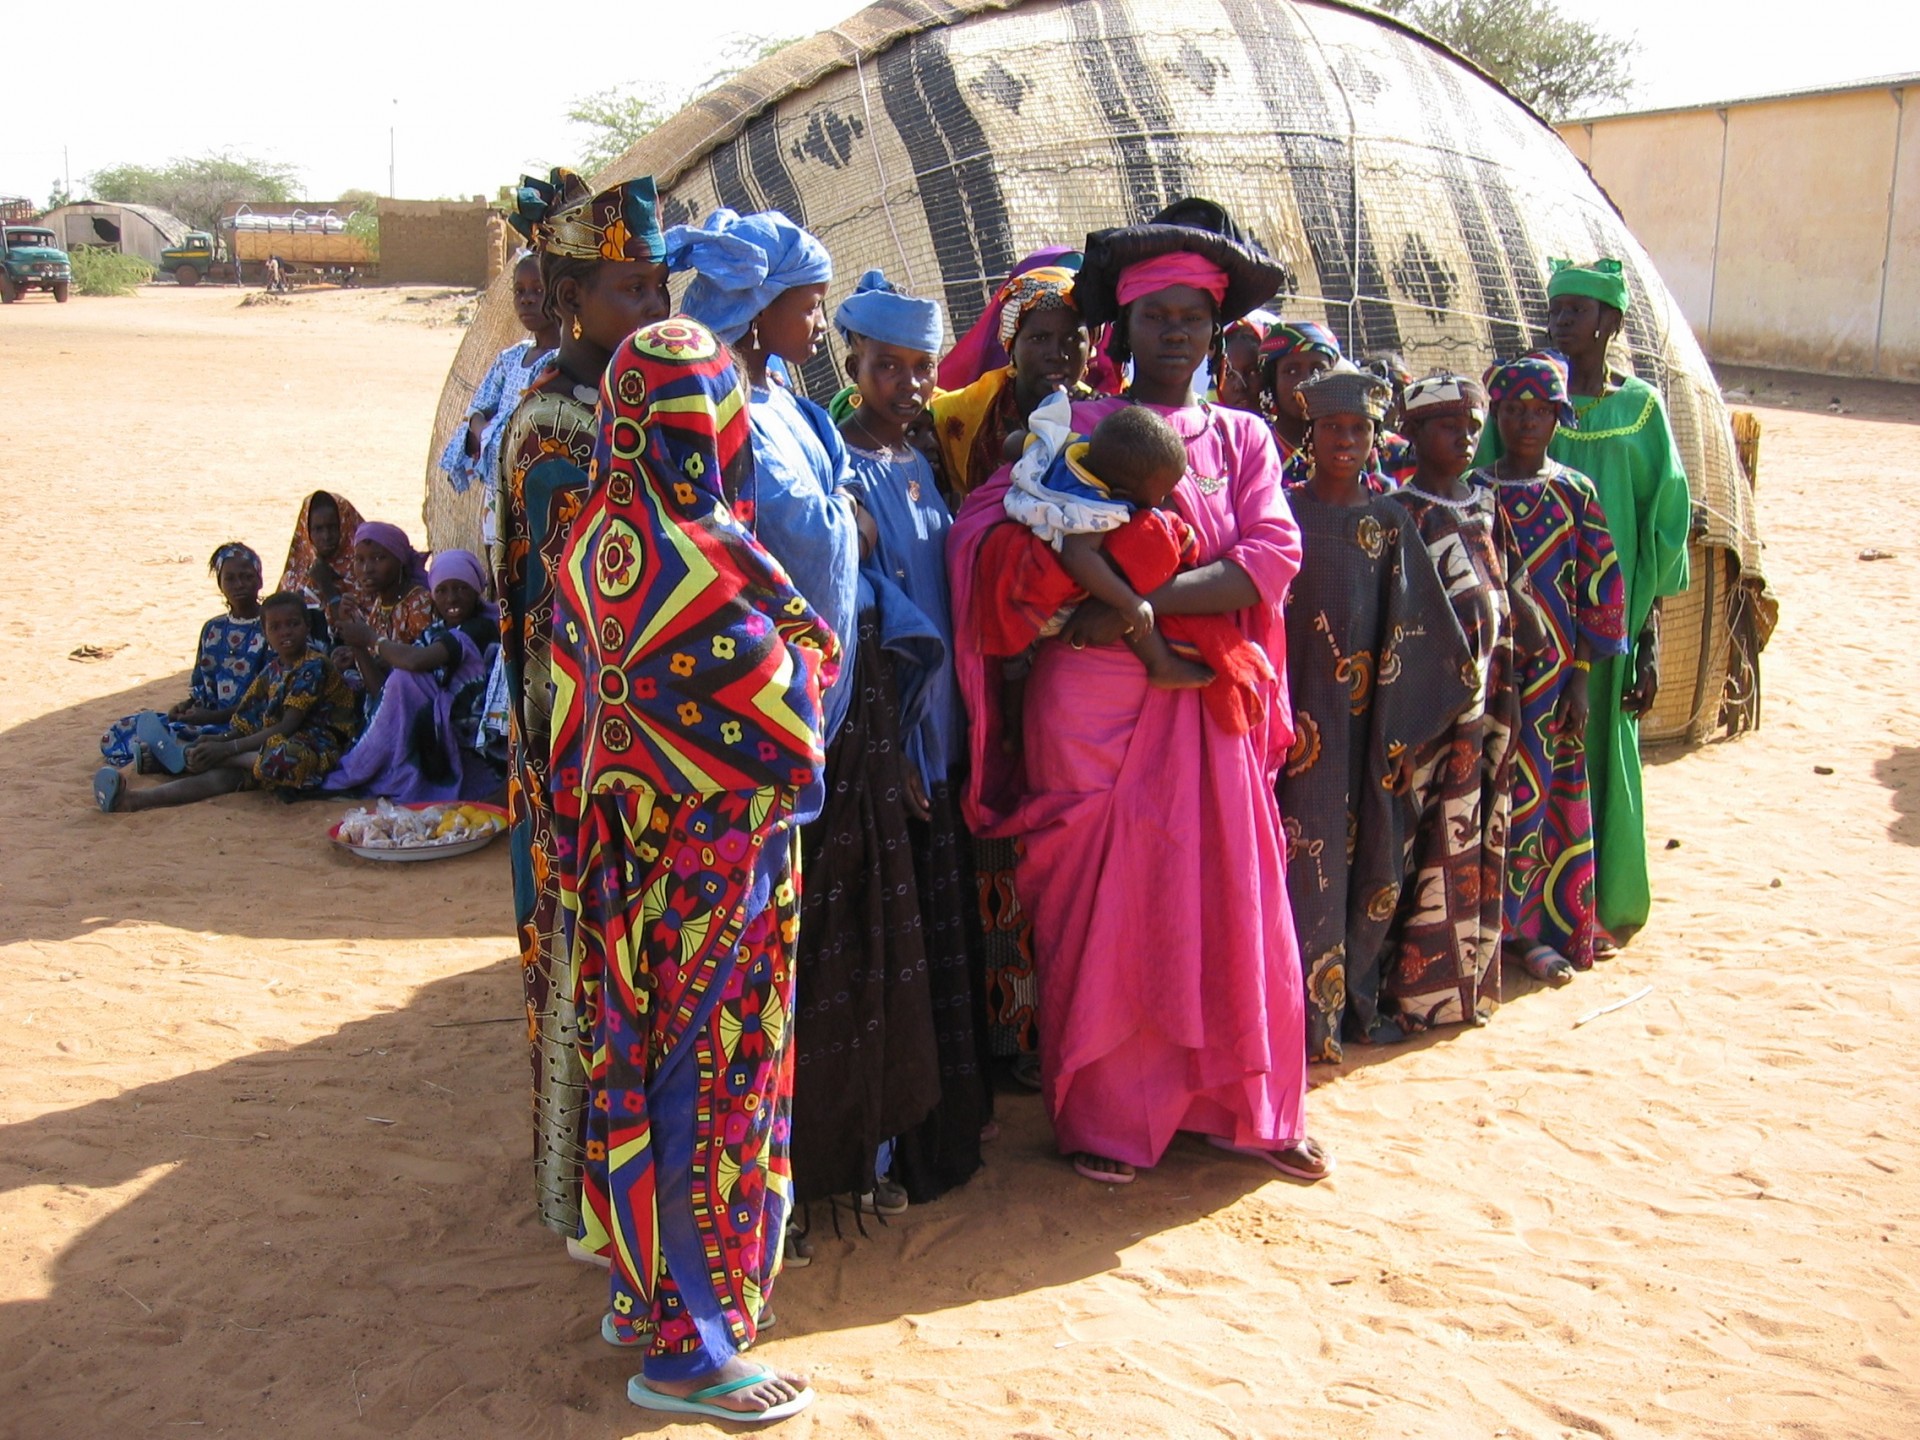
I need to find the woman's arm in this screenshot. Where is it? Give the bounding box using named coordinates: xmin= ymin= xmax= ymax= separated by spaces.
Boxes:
xmin=376 ymin=636 xmax=456 ymax=674
xmin=185 ymin=706 xmax=305 ymax=770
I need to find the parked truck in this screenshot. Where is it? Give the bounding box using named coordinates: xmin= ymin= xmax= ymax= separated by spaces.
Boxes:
xmin=1 ymin=224 xmax=73 ymax=303
xmin=159 ymin=208 xmax=376 ymax=286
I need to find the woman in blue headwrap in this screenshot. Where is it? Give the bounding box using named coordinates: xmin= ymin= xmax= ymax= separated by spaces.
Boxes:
xmin=667 ymin=208 xmax=861 ymax=742
xmin=488 ymin=167 xmax=675 ymax=1248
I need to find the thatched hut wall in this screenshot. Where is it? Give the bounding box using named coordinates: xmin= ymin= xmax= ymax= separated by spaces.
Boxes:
xmin=424 ymin=0 xmax=1768 ymax=744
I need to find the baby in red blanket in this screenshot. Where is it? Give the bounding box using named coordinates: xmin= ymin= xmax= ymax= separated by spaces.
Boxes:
xmin=979 ymin=398 xmax=1277 ymax=737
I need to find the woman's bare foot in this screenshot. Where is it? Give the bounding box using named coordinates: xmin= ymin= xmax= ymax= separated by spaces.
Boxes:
xmin=1072 ymin=1151 xmax=1136 ymax=1184
xmin=1273 ymin=1135 xmax=1332 ymax=1180
xmin=639 ymin=1356 xmax=810 ymax=1415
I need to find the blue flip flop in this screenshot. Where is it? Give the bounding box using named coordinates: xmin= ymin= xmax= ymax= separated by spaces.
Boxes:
xmin=627 ymin=1371 xmax=815 ymax=1424
xmin=135 ymin=711 xmax=188 ymax=774
xmin=93 ymin=767 xmax=125 ymax=814
xmin=601 ymin=1312 xmax=644 ymax=1348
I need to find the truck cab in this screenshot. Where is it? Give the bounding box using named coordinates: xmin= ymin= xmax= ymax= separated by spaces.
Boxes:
xmin=0 ymin=225 xmax=72 ymax=303
xmin=159 ymin=231 xmax=220 ymax=287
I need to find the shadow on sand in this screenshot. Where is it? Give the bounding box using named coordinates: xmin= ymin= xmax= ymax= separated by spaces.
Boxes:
xmin=6 ymin=674 xmax=511 ymax=946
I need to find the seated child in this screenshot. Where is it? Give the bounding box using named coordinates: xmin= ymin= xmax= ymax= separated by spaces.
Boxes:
xmin=322 ymin=549 xmax=507 ymax=802
xmin=100 ymin=542 xmax=270 ymax=771
xmin=326 ymin=521 xmax=436 ymax=700
xmin=980 ymin=394 xmax=1276 ymax=736
xmin=95 ymin=592 xmax=359 ymax=813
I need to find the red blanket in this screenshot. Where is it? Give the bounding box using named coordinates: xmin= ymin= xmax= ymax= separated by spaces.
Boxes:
xmin=974 ymin=510 xmax=1275 ymax=735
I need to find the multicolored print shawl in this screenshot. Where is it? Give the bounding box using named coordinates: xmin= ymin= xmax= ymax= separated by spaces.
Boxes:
xmin=551 ymin=319 xmax=839 ymax=803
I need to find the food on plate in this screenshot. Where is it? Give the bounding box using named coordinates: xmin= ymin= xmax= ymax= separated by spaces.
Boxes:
xmin=336 ymin=798 xmax=504 ymax=850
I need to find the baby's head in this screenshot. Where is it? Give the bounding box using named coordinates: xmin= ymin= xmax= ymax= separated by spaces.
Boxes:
xmin=1083 ymin=406 xmax=1188 ymax=508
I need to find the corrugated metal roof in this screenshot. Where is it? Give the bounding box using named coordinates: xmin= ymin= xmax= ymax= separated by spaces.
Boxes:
xmin=1564 ymin=71 xmax=1919 ymax=126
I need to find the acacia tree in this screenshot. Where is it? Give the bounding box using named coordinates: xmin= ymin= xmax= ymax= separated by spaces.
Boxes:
xmin=1374 ymin=0 xmax=1636 ymax=119
xmin=87 ymin=152 xmax=300 ymax=234
xmin=566 ymin=33 xmax=797 ymax=177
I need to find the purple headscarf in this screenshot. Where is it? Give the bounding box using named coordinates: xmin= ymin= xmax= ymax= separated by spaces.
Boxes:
xmin=354 ymin=521 xmax=431 ymax=591
xmin=426 ymin=547 xmax=498 ymax=622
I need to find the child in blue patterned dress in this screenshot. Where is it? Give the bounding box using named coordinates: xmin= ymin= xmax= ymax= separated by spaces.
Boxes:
xmin=100 ymin=542 xmax=271 ymax=771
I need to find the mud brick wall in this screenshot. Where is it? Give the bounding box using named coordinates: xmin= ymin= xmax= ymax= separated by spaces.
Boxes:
xmin=376 ymin=200 xmax=495 ymax=286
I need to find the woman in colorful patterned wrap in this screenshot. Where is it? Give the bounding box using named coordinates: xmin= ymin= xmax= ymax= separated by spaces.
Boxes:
xmin=487 ymin=168 xmax=675 ymax=1246
xmin=549 ymin=318 xmax=836 ymax=1423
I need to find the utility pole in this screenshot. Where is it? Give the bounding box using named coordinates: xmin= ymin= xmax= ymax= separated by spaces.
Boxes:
xmin=389 ymin=99 xmax=398 ymax=198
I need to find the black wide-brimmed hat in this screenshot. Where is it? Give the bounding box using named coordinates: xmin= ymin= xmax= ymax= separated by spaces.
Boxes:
xmin=1072 ymin=222 xmax=1293 ymax=329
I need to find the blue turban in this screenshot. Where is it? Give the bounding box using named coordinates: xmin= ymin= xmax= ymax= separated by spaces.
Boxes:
xmin=833 ymin=269 xmax=944 ymax=355
xmin=667 ymin=208 xmax=833 ymax=344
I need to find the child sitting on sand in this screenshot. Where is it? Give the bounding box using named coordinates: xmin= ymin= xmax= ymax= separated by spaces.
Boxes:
xmin=322 ymin=549 xmax=506 ymax=802
xmin=100 ymin=542 xmax=270 ymax=772
xmin=95 ymin=592 xmax=359 ymax=813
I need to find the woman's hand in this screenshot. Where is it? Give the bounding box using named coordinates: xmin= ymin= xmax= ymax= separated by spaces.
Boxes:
xmin=903 ymin=768 xmax=932 ymax=822
xmin=335 ymin=619 xmax=377 ymax=649
xmin=1059 ymin=598 xmax=1132 ymax=650
xmin=1622 ymin=622 xmax=1662 ymax=717
xmin=166 ymin=698 xmax=194 ymax=721
xmin=185 ymin=738 xmax=227 ymax=773
xmin=1551 ymin=673 xmax=1590 ymax=744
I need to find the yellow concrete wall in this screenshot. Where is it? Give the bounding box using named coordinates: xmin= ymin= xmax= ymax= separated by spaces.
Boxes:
xmin=1561 ymin=84 xmax=1917 ymax=381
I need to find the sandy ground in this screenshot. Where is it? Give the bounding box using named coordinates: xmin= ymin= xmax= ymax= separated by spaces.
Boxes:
xmin=1 ymin=285 xmax=1916 ymax=1440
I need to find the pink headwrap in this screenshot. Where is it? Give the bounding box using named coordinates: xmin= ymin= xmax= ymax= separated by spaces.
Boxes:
xmin=1114 ymin=252 xmax=1230 ymax=308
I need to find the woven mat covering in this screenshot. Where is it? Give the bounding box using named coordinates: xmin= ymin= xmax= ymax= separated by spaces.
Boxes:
xmin=424 ymin=0 xmax=1768 ymax=743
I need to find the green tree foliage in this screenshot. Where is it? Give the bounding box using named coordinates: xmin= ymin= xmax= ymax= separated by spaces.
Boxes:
xmin=47 ymin=181 xmax=72 ymax=211
xmin=87 ymin=152 xmax=300 ymax=235
xmin=566 ymin=33 xmax=799 ymax=177
xmin=1374 ymin=0 xmax=1635 ymax=119
xmin=336 ymin=187 xmax=383 ymax=214
xmin=71 ymin=248 xmax=154 ymax=297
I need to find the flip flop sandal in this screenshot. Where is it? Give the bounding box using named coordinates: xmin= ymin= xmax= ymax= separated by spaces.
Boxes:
xmin=134 ymin=712 xmax=189 ymax=774
xmin=566 ymin=1236 xmax=610 ymax=1269
xmin=1072 ymin=1152 xmax=1136 ymax=1185
xmin=93 ymin=767 xmax=125 ymax=814
xmin=601 ymin=1312 xmax=648 ymax=1348
xmin=1011 ymin=1053 xmax=1044 ymax=1092
xmin=627 ymin=1371 xmax=815 ymax=1423
xmin=1207 ymin=1135 xmax=1334 ymax=1183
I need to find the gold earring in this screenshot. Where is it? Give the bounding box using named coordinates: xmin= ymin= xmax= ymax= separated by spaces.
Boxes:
xmin=749 ymin=321 xmax=761 ymax=350
xmin=571 ymin=315 xmax=583 ymax=341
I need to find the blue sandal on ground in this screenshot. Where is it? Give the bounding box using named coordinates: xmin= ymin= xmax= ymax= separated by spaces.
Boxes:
xmin=135 ymin=711 xmax=188 ymax=774
xmin=93 ymin=767 xmax=124 ymax=813
xmin=627 ymin=1369 xmax=815 ymax=1423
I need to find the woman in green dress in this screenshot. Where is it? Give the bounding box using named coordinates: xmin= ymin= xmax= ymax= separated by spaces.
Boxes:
xmin=1480 ymin=259 xmax=1691 ymax=945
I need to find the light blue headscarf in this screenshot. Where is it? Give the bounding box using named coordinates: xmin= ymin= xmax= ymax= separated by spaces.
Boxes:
xmin=667 ymin=208 xmax=833 ymax=344
xmin=833 ymin=269 xmax=944 ymax=355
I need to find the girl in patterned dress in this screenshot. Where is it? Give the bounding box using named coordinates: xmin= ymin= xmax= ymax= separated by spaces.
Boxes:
xmin=438 ymin=252 xmax=558 ymax=498
xmin=100 ymin=542 xmax=270 ymax=770
xmin=95 ymin=593 xmax=358 ymax=812
xmin=1478 ymin=354 xmax=1629 ymax=981
xmin=1276 ymin=363 xmax=1474 ymax=1062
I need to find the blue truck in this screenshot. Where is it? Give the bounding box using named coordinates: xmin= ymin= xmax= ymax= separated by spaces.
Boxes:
xmin=0 ymin=223 xmax=73 ymax=303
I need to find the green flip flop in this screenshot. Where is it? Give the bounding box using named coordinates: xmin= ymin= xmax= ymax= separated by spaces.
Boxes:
xmin=627 ymin=1370 xmax=815 ymax=1424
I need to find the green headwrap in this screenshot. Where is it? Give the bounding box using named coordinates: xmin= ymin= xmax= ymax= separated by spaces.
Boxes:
xmin=1547 ymin=257 xmax=1629 ymax=314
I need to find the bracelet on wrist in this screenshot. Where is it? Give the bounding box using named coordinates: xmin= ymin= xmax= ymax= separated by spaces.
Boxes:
xmin=1570 ymin=658 xmax=1591 ymax=672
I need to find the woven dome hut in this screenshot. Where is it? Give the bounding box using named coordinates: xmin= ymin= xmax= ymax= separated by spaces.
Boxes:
xmin=424 ymin=0 xmax=1769 ymax=745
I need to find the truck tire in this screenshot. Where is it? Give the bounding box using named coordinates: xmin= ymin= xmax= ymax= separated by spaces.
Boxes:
xmin=174 ymin=264 xmax=200 ymax=288
xmin=52 ymin=281 xmax=70 ymax=303
xmin=0 ymin=276 xmax=16 ymax=304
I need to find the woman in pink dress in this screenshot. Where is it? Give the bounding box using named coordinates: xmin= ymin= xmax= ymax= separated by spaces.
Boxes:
xmin=950 ymin=218 xmax=1332 ymax=1186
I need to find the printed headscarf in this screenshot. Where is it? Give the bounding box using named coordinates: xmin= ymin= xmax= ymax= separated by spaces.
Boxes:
xmin=937 ymin=246 xmax=1082 ymax=390
xmin=427 ymin=548 xmax=498 ymax=623
xmin=512 ymin=167 xmax=666 ymax=264
xmin=280 ymin=490 xmax=370 ymax=609
xmin=1259 ymin=320 xmax=1343 ymax=365
xmin=550 ymin=318 xmax=839 ymax=799
xmin=1547 ymin=257 xmax=1629 ymax=314
xmin=1401 ymin=371 xmax=1487 ymax=423
xmin=353 ymin=520 xmax=432 ymax=592
xmin=667 ymin=209 xmax=833 ymax=345
xmin=1485 ymin=351 xmax=1579 ymax=429
xmin=210 ymin=541 xmax=260 ymax=576
xmin=834 ymin=268 xmax=944 ymax=355
xmin=1296 ymin=360 xmax=1391 ymax=422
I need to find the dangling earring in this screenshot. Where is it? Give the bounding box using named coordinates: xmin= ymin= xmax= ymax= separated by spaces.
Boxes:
xmin=571 ymin=315 xmax=583 ymax=341
xmin=748 ymin=320 xmax=761 ymax=351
